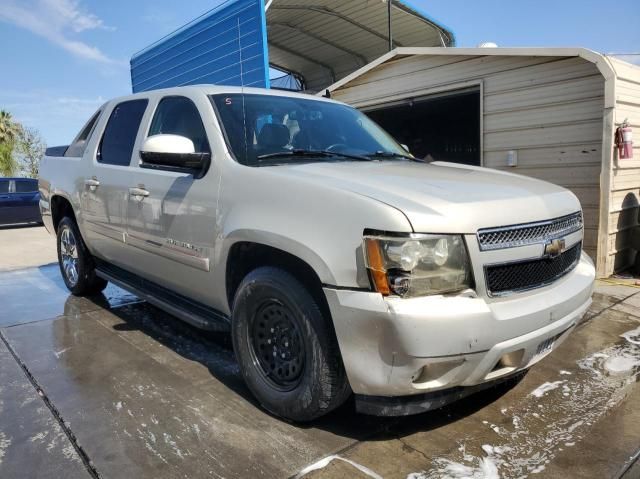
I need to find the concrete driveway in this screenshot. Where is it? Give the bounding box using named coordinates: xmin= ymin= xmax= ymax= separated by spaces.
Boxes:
xmin=0 ymin=225 xmax=57 ymax=271
xmin=0 ymin=228 xmax=638 ymax=478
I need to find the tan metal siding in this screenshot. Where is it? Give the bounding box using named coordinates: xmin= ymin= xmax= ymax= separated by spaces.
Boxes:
xmin=332 ymin=55 xmax=604 ymax=260
xmin=608 ymin=58 xmax=640 ymax=275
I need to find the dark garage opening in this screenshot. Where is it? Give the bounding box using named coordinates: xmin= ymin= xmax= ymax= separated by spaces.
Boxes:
xmin=365 ymin=88 xmax=481 ymax=166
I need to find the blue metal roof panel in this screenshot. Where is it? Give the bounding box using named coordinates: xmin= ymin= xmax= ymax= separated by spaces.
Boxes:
xmin=131 ymin=0 xmax=269 ymax=92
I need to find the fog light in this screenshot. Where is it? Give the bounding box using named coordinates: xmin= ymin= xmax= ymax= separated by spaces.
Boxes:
xmin=412 ymin=358 xmax=465 ymax=389
xmin=496 ymin=349 xmax=524 ymax=369
xmin=486 ymin=349 xmax=525 ymax=380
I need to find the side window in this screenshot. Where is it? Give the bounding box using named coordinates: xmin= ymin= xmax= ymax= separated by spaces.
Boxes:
xmin=65 ymin=109 xmax=102 ymax=157
xmin=0 ymin=179 xmax=9 ymax=194
xmin=148 ymin=97 xmax=210 ymax=153
xmin=98 ymin=99 xmax=148 ymax=166
xmin=15 ymin=180 xmax=38 ymax=193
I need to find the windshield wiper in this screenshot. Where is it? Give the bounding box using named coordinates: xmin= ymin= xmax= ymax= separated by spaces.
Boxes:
xmin=366 ymin=151 xmax=424 ymax=162
xmin=257 ymin=149 xmax=372 ymax=162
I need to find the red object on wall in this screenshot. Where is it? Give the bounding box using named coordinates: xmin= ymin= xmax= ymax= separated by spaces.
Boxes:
xmin=615 ymin=122 xmax=633 ymax=160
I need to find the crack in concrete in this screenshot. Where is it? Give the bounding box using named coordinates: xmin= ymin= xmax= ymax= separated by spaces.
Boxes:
xmin=286 ymin=421 xmax=398 ymax=479
xmin=579 ymin=290 xmax=640 ymax=327
xmin=397 ymin=435 xmax=432 ymax=463
xmin=616 ymin=446 xmax=640 ymax=479
xmin=0 ymin=329 xmax=101 ymax=479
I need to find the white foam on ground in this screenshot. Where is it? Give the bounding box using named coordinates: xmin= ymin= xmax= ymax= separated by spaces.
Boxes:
xmin=294 ymin=455 xmax=383 ymax=479
xmin=407 ymin=325 xmax=640 ymax=479
xmin=604 ymin=354 xmax=640 ymax=374
xmin=0 ymin=431 xmax=11 ymax=465
xmin=408 ymin=456 xmax=499 ymax=479
xmin=530 ymin=380 xmax=566 ymax=398
xmin=621 ymin=326 xmax=640 ymax=345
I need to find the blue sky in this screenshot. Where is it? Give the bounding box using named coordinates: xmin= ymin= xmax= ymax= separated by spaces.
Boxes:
xmin=0 ymin=0 xmax=639 ymax=146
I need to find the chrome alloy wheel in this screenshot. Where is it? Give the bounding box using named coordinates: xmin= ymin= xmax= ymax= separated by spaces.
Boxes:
xmin=60 ymin=225 xmax=79 ymax=286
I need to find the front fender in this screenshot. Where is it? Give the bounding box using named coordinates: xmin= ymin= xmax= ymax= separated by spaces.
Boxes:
xmin=216 ymin=165 xmax=413 ymax=290
xmin=221 ymin=229 xmax=337 ymax=285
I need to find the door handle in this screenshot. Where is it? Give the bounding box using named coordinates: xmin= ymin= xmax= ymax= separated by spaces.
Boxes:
xmin=84 ymin=178 xmax=100 ymax=190
xmin=129 ymin=187 xmax=149 ymax=200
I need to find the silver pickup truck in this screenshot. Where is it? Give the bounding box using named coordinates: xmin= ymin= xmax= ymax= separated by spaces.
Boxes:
xmin=39 ymin=86 xmax=595 ymax=421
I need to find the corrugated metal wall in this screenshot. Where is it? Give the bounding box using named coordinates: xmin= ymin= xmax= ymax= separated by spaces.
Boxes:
xmin=608 ymin=58 xmax=640 ymax=274
xmin=331 ymin=54 xmax=605 ymax=261
xmin=130 ymin=0 xmax=269 ymax=93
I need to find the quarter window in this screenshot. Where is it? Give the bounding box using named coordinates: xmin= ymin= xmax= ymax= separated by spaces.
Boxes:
xmin=98 ymin=99 xmax=148 ymax=166
xmin=148 ymin=97 xmax=210 ymax=153
xmin=0 ymin=180 xmax=9 ymax=194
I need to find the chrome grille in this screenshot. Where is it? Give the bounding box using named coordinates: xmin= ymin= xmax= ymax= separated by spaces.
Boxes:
xmin=477 ymin=212 xmax=583 ymax=251
xmin=485 ymin=242 xmax=582 ymax=296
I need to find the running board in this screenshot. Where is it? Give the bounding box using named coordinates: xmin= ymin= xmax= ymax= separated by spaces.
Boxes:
xmin=95 ymin=260 xmax=230 ymax=332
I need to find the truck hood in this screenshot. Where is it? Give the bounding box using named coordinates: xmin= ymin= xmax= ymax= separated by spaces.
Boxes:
xmin=268 ymin=161 xmax=581 ymax=233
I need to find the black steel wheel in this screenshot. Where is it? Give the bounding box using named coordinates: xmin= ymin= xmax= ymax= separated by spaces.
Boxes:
xmin=232 ymin=267 xmax=350 ymax=422
xmin=249 ymin=300 xmax=305 ymax=391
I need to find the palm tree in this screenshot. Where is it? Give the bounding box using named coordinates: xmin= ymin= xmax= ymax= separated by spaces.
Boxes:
xmin=0 ymin=110 xmax=21 ymax=143
xmin=0 ymin=110 xmax=21 ymax=176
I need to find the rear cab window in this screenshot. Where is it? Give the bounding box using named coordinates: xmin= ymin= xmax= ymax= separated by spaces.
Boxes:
xmin=65 ymin=109 xmax=103 ymax=157
xmin=98 ymin=99 xmax=148 ymax=166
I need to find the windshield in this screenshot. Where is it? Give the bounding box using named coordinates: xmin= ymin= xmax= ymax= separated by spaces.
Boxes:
xmin=210 ymin=93 xmax=408 ymax=166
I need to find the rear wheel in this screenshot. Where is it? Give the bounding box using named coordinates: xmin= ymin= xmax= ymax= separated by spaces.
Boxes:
xmin=57 ymin=216 xmax=107 ymax=295
xmin=232 ymin=267 xmax=350 ymax=422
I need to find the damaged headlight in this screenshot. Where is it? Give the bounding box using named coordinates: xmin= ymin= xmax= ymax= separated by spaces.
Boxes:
xmin=363 ymin=234 xmax=473 ymax=297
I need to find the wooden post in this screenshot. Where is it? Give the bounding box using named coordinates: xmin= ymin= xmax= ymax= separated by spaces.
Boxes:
xmin=387 ymin=0 xmax=393 ymax=51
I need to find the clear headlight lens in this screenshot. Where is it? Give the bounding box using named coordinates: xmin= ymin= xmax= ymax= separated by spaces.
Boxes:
xmin=363 ymin=234 xmax=473 ymax=297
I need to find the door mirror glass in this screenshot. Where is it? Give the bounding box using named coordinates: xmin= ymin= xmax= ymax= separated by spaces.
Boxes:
xmin=140 ymin=134 xmax=210 ymax=174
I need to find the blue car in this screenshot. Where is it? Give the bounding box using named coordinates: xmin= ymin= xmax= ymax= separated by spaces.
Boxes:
xmin=0 ymin=177 xmax=42 ymax=226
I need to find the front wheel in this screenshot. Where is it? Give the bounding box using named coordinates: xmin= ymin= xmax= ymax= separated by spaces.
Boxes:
xmin=56 ymin=216 xmax=107 ymax=296
xmin=232 ymin=267 xmax=350 ymax=422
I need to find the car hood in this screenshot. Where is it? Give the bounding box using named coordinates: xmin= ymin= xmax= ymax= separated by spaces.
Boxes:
xmin=268 ymin=160 xmax=581 ymax=233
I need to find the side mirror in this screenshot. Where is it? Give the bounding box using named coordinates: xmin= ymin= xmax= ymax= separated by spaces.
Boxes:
xmin=140 ymin=134 xmax=210 ymax=174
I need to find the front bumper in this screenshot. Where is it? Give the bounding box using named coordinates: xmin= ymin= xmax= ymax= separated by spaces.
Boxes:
xmin=324 ymin=252 xmax=594 ymax=402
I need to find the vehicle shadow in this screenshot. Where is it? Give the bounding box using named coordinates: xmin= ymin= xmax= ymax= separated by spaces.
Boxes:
xmin=0 ymin=222 xmax=43 ymax=230
xmin=73 ymin=292 xmax=524 ymax=441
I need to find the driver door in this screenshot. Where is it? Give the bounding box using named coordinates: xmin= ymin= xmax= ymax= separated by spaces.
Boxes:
xmin=121 ymin=95 xmax=219 ymax=303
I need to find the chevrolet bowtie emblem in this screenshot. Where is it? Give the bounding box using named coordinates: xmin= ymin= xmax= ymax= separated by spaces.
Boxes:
xmin=544 ymin=238 xmax=566 ymax=258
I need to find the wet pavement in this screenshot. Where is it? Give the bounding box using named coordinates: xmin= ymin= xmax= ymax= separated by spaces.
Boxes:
xmin=0 ymin=264 xmax=638 ymax=479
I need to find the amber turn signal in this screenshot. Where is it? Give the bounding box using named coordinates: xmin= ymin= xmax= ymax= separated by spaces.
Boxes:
xmin=364 ymin=238 xmax=391 ymax=295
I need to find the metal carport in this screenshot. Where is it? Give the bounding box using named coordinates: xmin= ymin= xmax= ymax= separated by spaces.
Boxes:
xmin=265 ymin=0 xmax=454 ymax=90
xmin=130 ymin=0 xmax=454 ymax=93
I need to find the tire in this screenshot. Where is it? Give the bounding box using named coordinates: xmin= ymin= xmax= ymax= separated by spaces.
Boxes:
xmin=232 ymin=267 xmax=350 ymax=422
xmin=56 ymin=216 xmax=107 ymax=296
